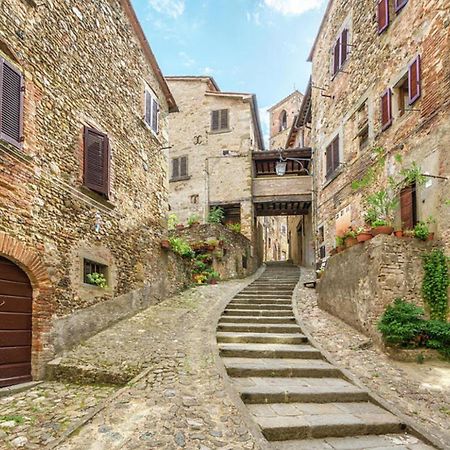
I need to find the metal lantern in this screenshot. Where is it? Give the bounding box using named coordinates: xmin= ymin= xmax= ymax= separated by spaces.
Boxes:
xmin=275 ymin=160 xmax=287 ymax=176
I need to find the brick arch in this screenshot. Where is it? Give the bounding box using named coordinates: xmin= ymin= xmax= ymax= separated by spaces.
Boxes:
xmin=0 ymin=232 xmax=51 ymax=291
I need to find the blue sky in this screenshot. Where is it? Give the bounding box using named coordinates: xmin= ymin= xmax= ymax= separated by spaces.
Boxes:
xmin=131 ymin=0 xmax=328 ymax=142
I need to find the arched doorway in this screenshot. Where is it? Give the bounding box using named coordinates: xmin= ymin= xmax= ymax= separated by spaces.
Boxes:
xmin=0 ymin=256 xmax=32 ymax=387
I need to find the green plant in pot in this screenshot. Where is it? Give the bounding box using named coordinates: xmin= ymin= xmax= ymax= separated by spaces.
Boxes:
xmin=356 ymin=226 xmax=372 ymax=243
xmin=335 ymin=236 xmax=345 ymax=252
xmin=364 ymin=190 xmax=397 ymax=236
xmin=343 ymin=228 xmax=358 ymax=248
xmin=413 ymin=221 xmax=430 ymax=241
xmin=187 ymin=214 xmax=200 ymax=227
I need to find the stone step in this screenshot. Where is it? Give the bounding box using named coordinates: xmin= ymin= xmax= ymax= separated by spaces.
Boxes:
xmin=235 ymin=293 xmax=293 ymax=298
xmin=271 ymin=433 xmax=435 ymax=449
xmin=252 ymin=402 xmax=404 ymax=441
xmin=219 ymin=316 xmax=296 ymax=324
xmin=217 ymin=332 xmax=308 ymax=345
xmin=223 ymin=309 xmax=294 ymax=317
xmin=223 ymin=358 xmax=340 ymax=378
xmin=233 ymin=377 xmax=369 ymax=404
xmin=229 ymin=298 xmax=292 ymax=305
xmin=217 ymin=323 xmax=301 ymax=333
xmin=226 ymin=303 xmax=292 ymax=311
xmin=218 ymin=343 xmax=323 ymax=359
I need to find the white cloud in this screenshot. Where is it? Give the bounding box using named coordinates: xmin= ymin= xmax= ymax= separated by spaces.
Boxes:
xmin=179 ymin=51 xmax=195 ymax=67
xmin=264 ymin=0 xmax=323 ymax=15
xmin=246 ymin=11 xmax=262 ymax=26
xmin=259 ymin=107 xmax=271 ymax=149
xmin=203 ymin=66 xmax=215 ymax=75
xmin=148 ymin=0 xmax=185 ymax=18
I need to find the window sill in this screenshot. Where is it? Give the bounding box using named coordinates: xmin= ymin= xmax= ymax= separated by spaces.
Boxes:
xmin=170 ymin=176 xmax=191 ymax=183
xmin=81 ymin=283 xmax=112 ymax=294
xmin=80 ymin=186 xmax=115 ymax=209
xmin=209 ymin=129 xmax=231 ymax=135
xmin=323 ymin=169 xmax=342 ymax=188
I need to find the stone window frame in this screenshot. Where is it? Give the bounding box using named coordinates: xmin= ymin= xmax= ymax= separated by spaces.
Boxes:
xmin=330 ymin=14 xmax=352 ymax=80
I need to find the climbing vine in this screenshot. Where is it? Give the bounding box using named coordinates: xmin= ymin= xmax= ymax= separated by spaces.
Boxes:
xmin=422 ymin=248 xmax=449 ymax=321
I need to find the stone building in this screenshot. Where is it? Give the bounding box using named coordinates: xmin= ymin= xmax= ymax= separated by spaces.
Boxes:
xmin=308 ymin=0 xmax=450 ymax=257
xmin=260 ymin=216 xmax=288 ymax=262
xmin=0 ymin=0 xmax=177 ymax=386
xmin=165 ymin=76 xmax=264 ymax=244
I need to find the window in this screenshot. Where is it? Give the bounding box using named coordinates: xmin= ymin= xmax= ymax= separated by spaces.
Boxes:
xmin=83 ymin=259 xmax=108 ymax=285
xmin=394 ymin=75 xmax=409 ymax=118
xmin=211 ymin=109 xmax=229 ymax=132
xmin=400 ymin=183 xmax=417 ymax=230
xmin=381 ymin=89 xmax=392 ymax=130
xmin=325 ymin=136 xmax=340 ymax=179
xmin=279 ymin=110 xmax=287 ymax=131
xmin=377 ymin=0 xmax=389 ymax=34
xmin=84 ymin=126 xmax=110 ymax=197
xmin=144 ymin=88 xmax=159 ymax=134
xmin=318 ymin=225 xmax=326 ymax=259
xmin=171 ymin=156 xmax=188 ymax=180
xmin=332 ymin=28 xmax=349 ymax=77
xmin=356 ymin=101 xmax=369 ymax=149
xmin=0 ymin=58 xmax=24 ymax=148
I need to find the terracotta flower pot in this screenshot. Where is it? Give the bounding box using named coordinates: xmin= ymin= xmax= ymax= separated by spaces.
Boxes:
xmin=427 ymin=232 xmax=435 ymax=241
xmin=176 ymin=224 xmax=185 ymax=231
xmin=336 ymin=245 xmax=345 ymax=253
xmin=357 ymin=232 xmax=372 ymax=243
xmin=330 ymin=248 xmax=338 ymax=256
xmin=345 ymin=237 xmax=358 ymax=248
xmin=394 ymin=230 xmax=403 ymax=238
xmin=160 ymin=239 xmax=170 ymax=249
xmin=371 ymin=226 xmax=393 ymax=236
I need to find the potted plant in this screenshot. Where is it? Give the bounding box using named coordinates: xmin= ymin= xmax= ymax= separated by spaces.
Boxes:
xmin=394 ymin=229 xmax=403 ymax=238
xmin=403 ymin=229 xmax=414 ymax=238
xmin=344 ymin=228 xmax=358 ymax=248
xmin=364 ymin=190 xmax=397 ymax=236
xmin=161 ymin=239 xmax=170 ymax=249
xmin=187 ymin=214 xmax=201 ymax=227
xmin=335 ymin=236 xmax=345 ymax=253
xmin=413 ymin=221 xmax=430 ymax=241
xmin=356 ymin=227 xmax=372 ymax=243
xmin=176 ymin=223 xmax=185 ymax=231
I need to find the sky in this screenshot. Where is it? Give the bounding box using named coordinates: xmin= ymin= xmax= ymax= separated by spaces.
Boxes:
xmin=131 ymin=0 xmax=328 ymax=143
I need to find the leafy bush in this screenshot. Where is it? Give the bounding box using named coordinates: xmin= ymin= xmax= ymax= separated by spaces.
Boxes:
xmin=227 ymin=223 xmax=241 ymax=234
xmin=378 ymin=299 xmax=425 ymax=345
xmin=364 ymin=190 xmax=398 ymax=226
xmin=413 ymin=221 xmax=429 ymax=241
xmin=169 ymin=237 xmax=195 ymax=259
xmin=207 ymin=207 xmax=225 ymax=224
xmin=86 ymin=272 xmax=108 ymax=288
xmin=188 ymin=214 xmax=200 ymax=226
xmin=335 ymin=236 xmax=344 ymax=247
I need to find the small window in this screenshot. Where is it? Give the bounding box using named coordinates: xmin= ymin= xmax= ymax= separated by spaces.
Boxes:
xmin=84 ymin=126 xmax=110 ymax=197
xmin=325 ymin=136 xmax=340 ymax=180
xmin=279 ymin=110 xmax=288 ymax=131
xmin=332 ymin=28 xmax=349 ymax=77
xmin=394 ymin=75 xmax=409 ymax=118
xmin=0 ymin=58 xmax=24 ymax=149
xmin=171 ymin=156 xmax=188 ymax=180
xmin=356 ymin=101 xmax=369 ymax=149
xmin=211 ymin=109 xmax=229 ymax=132
xmin=144 ymin=88 xmax=159 ymax=134
xmin=83 ymin=259 xmax=108 ymax=286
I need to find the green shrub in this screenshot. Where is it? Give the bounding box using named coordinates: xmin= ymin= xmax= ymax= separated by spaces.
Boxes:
xmin=227 ymin=223 xmax=241 ymax=234
xmin=86 ymin=272 xmax=108 ymax=288
xmin=378 ymin=299 xmax=425 ymax=346
xmin=413 ymin=221 xmax=429 ymax=241
xmin=335 ymin=236 xmax=344 ymax=247
xmin=169 ymin=237 xmax=195 ymax=259
xmin=207 ymin=207 xmax=225 ymax=224
xmin=187 ymin=214 xmax=200 ymax=226
xmin=422 ymin=248 xmax=449 ymax=321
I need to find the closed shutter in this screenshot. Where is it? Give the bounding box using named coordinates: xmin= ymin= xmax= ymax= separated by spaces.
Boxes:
xmin=340 ymin=29 xmax=348 ymax=66
xmin=180 ymin=156 xmax=188 ymax=177
xmin=172 ymin=158 xmax=179 ymax=179
xmin=326 ymin=144 xmax=332 ymax=177
xmin=408 ymin=55 xmax=421 ymax=105
xmin=84 ymin=126 xmax=110 ymax=197
xmin=211 ymin=110 xmax=220 ymax=131
xmin=400 ymin=184 xmax=416 ymax=229
xmin=395 ymin=0 xmax=408 ymax=12
xmin=377 ymin=0 xmax=389 ymax=34
xmin=333 ymin=38 xmax=340 ymax=76
xmin=220 ymin=109 xmax=229 ymax=130
xmin=332 ymin=137 xmax=340 ymax=171
xmin=144 ymin=91 xmax=152 ymax=126
xmin=0 ymin=59 xmax=24 ymax=148
xmin=152 ymin=98 xmax=159 ymax=133
xmin=381 ymin=89 xmax=392 ymax=130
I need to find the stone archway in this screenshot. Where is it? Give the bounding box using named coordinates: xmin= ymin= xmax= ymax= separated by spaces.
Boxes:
xmin=0 ymin=232 xmax=53 ymax=380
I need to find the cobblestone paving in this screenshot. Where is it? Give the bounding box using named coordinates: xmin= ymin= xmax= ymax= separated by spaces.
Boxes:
xmin=295 ymin=269 xmax=450 ymax=445
xmin=55 ymin=276 xmax=263 ymax=450
xmin=0 ymin=382 xmax=115 ymax=449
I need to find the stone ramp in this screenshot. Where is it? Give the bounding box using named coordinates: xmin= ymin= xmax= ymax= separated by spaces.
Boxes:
xmin=216 ymin=263 xmax=437 ymax=449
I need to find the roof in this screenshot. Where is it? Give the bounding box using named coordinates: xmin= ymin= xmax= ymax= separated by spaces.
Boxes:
xmin=267 ymin=90 xmax=302 ymax=112
xmin=307 ymin=0 xmax=334 ymax=62
xmin=165 ymin=76 xmax=220 ymax=92
xmin=285 ymin=79 xmax=312 ymax=148
xmin=120 ymin=0 xmax=178 ymax=112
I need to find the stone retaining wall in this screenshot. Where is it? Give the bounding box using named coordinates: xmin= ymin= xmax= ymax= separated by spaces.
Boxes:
xmin=317 ymin=235 xmax=442 ymax=341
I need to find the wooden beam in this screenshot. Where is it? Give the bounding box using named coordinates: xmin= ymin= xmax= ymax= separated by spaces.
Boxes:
xmin=253 ymin=195 xmax=312 ymax=204
xmin=252 ymin=148 xmax=312 ymax=161
xmin=256 ymin=209 xmax=310 ymax=217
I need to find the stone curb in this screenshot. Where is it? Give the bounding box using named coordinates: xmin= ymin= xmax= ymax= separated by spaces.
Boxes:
xmin=210 ymin=265 xmax=273 ymax=450
xmin=0 ymin=381 xmax=43 ymax=399
xmin=291 ymin=272 xmax=449 ymax=450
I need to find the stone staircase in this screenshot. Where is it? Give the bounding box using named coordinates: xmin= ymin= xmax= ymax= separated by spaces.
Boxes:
xmin=217 ymin=263 xmax=437 ymax=450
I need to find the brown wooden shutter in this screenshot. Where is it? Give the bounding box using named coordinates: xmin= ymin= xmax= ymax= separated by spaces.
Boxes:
xmin=408 ymin=55 xmax=421 ymax=105
xmin=332 ymin=137 xmax=340 ymax=171
xmin=340 ymin=29 xmax=348 ymax=66
xmin=377 ymin=0 xmax=389 ymax=34
xmin=220 ymin=109 xmax=229 ymax=130
xmin=381 ymin=89 xmax=392 ymax=130
xmin=326 ymin=144 xmax=332 ymax=177
xmin=400 ymin=184 xmax=416 ymax=229
xmin=144 ymin=91 xmax=152 ymax=126
xmin=152 ymin=98 xmax=158 ymax=132
xmin=211 ymin=110 xmax=220 ymax=131
xmin=172 ymin=158 xmax=179 ymax=179
xmin=333 ymin=38 xmax=340 ymax=76
xmin=395 ymin=0 xmax=408 ymax=12
xmin=84 ymin=126 xmax=110 ymax=197
xmin=180 ymin=156 xmax=187 ymax=177
xmin=0 ymin=59 xmax=24 ymax=148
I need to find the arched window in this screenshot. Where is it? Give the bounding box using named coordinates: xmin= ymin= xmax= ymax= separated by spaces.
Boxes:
xmin=279 ymin=110 xmax=287 ymax=131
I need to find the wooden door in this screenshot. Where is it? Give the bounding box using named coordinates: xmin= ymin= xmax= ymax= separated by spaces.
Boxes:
xmin=0 ymin=256 xmax=32 ymax=387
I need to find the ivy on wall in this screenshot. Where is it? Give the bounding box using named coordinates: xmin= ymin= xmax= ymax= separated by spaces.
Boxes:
xmin=422 ymin=248 xmax=449 ymax=321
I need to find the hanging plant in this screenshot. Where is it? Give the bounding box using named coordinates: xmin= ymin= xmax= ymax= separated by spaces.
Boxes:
xmin=422 ymin=248 xmax=449 ymax=321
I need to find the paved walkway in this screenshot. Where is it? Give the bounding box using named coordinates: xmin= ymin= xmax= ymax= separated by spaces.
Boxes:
xmin=217 ymin=262 xmax=439 ymax=449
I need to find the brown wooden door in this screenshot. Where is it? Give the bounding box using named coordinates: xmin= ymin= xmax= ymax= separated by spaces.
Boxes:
xmin=0 ymin=256 xmax=32 ymax=387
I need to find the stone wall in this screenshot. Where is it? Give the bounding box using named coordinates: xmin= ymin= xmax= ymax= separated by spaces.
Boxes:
xmin=0 ymin=0 xmax=174 ymax=378
xmin=309 ymin=0 xmax=450 ymax=257
xmin=317 ymin=235 xmax=442 ymax=341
